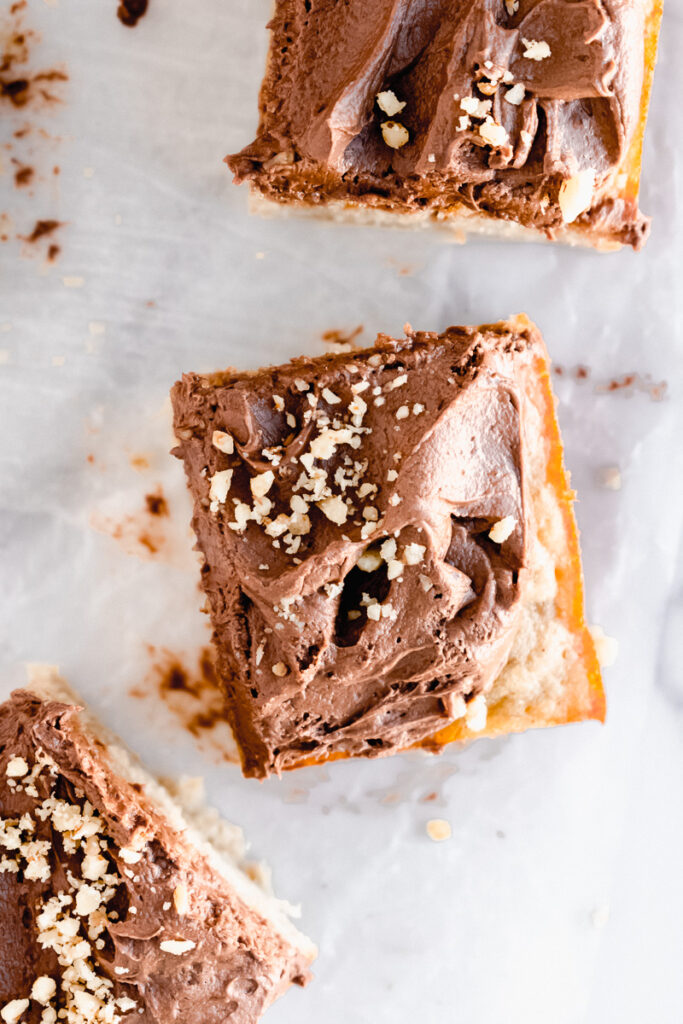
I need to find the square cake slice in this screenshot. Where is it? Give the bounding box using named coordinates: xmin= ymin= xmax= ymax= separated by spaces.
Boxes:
xmin=171 ymin=316 xmax=604 ymax=778
xmin=0 ymin=667 xmax=315 ymax=1023
xmin=227 ymin=0 xmax=662 ymax=250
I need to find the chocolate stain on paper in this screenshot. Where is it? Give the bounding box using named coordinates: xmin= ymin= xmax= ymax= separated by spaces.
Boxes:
xmin=130 ymin=646 xmax=238 ymax=763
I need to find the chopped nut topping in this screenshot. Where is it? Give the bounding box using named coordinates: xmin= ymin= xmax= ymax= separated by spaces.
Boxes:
xmin=31 ymin=977 xmax=56 ymax=1005
xmin=505 ymin=0 xmax=519 ymax=13
xmin=386 ymin=560 xmax=403 ymax=581
xmin=426 ymin=819 xmax=452 ymax=842
xmin=5 ymin=756 xmax=28 ymax=778
xmin=357 ymin=548 xmax=383 ymax=573
xmin=522 ymin=38 xmax=551 ymax=60
xmin=159 ymin=938 xmax=197 ymax=955
xmin=505 ymin=83 xmax=525 ymax=105
xmin=479 ymin=118 xmax=508 ymax=148
xmin=212 ymin=430 xmax=234 ymax=455
xmin=488 ymin=516 xmax=516 ymax=543
xmin=380 ymin=538 xmax=397 ymax=562
xmin=1 ymin=1000 xmax=29 ymax=1024
xmin=173 ymin=883 xmax=189 ymax=916
xmin=318 ymin=495 xmax=348 ymax=525
xmin=376 ymin=90 xmax=406 ymax=117
xmin=0 ymin=751 xmax=142 ymax=1024
xmin=272 ymin=662 xmax=289 ymax=677
xmin=465 ymin=694 xmax=488 ymax=732
xmin=209 ymin=469 xmax=233 ymax=513
xmin=403 ymin=543 xmax=426 ymax=565
xmin=273 ymin=395 xmax=285 ymax=412
xmin=250 ymin=470 xmax=275 ymax=499
xmin=119 ymin=846 xmax=143 ymax=864
xmin=395 ymin=405 xmax=409 ymax=420
xmin=460 ymin=95 xmax=491 ymax=118
xmin=381 ymin=121 xmax=410 ymax=149
xmin=558 ymin=169 xmax=595 ymax=224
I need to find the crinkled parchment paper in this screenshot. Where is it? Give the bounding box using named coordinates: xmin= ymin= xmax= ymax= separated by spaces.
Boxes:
xmin=1 ymin=2 xmax=681 ymax=1022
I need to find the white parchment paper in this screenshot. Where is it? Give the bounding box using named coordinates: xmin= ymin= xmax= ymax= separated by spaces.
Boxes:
xmin=1 ymin=2 xmax=682 ymax=1022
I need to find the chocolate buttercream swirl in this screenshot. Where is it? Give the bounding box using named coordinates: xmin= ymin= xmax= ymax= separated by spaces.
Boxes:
xmin=229 ymin=0 xmax=650 ymax=248
xmin=172 ymin=327 xmax=537 ymax=775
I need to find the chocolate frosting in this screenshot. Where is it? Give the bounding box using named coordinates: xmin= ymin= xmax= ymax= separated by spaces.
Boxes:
xmin=228 ymin=0 xmax=649 ymax=247
xmin=172 ymin=324 xmax=538 ymax=777
xmin=0 ymin=691 xmax=310 ymax=1022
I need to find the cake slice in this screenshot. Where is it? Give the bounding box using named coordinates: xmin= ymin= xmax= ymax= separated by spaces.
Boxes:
xmin=227 ymin=0 xmax=662 ymax=251
xmin=0 ymin=667 xmax=315 ymax=1023
xmin=171 ymin=316 xmax=604 ymax=779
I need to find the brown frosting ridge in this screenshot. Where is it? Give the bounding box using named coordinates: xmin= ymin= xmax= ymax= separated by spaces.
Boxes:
xmin=0 ymin=691 xmax=311 ymax=1023
xmin=228 ymin=0 xmax=649 ymax=247
xmin=172 ymin=325 xmax=537 ymax=777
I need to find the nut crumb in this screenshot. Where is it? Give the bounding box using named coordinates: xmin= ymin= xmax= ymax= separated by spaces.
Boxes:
xmin=30 ymin=977 xmax=56 ymax=1005
xmin=522 ymin=38 xmax=551 ymax=60
xmin=212 ymin=430 xmax=234 ymax=455
xmin=465 ymin=694 xmax=488 ymax=732
xmin=173 ymin=883 xmax=189 ymax=916
xmin=272 ymin=662 xmax=288 ymax=677
xmin=6 ymin=757 xmax=29 ymax=778
xmin=1 ymin=1000 xmax=29 ymax=1024
xmin=489 ymin=516 xmax=516 ymax=543
xmin=558 ymin=169 xmax=595 ymax=224
xmin=426 ymin=819 xmax=452 ymax=842
xmin=159 ymin=938 xmax=196 ymax=955
xmin=376 ymin=90 xmax=406 ymax=117
xmin=505 ymin=83 xmax=525 ymax=105
xmin=380 ymin=121 xmax=410 ymax=149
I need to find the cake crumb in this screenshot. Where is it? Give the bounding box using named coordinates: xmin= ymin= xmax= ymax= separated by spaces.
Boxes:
xmin=426 ymin=819 xmax=452 ymax=842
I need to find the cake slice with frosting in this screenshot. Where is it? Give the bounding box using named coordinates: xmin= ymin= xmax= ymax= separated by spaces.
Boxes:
xmin=0 ymin=667 xmax=315 ymax=1023
xmin=171 ymin=315 xmax=604 ymax=778
xmin=228 ymin=0 xmax=662 ymax=250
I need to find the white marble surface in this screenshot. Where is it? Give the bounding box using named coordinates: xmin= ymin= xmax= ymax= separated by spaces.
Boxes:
xmin=1 ymin=1 xmax=682 ymax=1022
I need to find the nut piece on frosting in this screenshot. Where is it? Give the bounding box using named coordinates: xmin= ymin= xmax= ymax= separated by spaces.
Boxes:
xmin=0 ymin=671 xmax=315 ymax=1023
xmin=171 ymin=316 xmax=605 ymax=778
xmin=226 ymin=0 xmax=662 ymax=250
